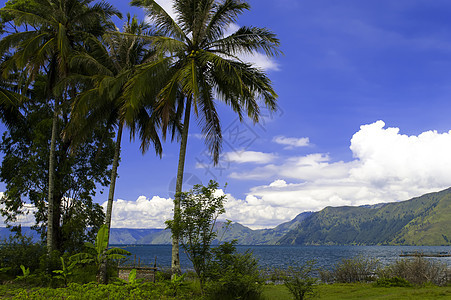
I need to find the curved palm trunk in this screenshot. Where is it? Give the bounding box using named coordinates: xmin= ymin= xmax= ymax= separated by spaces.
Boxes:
xmin=47 ymin=101 xmax=59 ymax=255
xmin=99 ymin=122 xmax=124 ymax=283
xmin=172 ymin=97 xmax=192 ymax=276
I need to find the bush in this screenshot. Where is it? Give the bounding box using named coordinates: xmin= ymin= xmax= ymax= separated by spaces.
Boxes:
xmin=0 ymin=235 xmax=45 ymax=280
xmin=373 ymin=276 xmax=412 ymax=287
xmin=262 ymin=267 xmax=287 ymax=284
xmin=320 ymin=255 xmax=379 ymax=283
xmin=283 ymin=260 xmax=318 ymax=300
xmin=205 ymin=241 xmax=263 ymax=300
xmin=378 ymin=256 xmax=449 ymax=286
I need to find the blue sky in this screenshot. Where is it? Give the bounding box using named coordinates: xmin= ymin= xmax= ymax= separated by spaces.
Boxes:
xmin=3 ymin=0 xmax=451 ymax=229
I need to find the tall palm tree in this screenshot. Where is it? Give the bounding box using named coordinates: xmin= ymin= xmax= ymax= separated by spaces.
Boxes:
xmin=0 ymin=0 xmax=121 ymax=254
xmin=127 ymin=0 xmax=281 ymax=274
xmin=67 ymin=14 xmax=171 ymax=282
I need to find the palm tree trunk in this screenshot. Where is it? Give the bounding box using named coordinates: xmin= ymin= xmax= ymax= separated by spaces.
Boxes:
xmin=47 ymin=101 xmax=59 ymax=255
xmin=171 ymin=97 xmax=192 ymax=276
xmin=99 ymin=122 xmax=123 ymax=284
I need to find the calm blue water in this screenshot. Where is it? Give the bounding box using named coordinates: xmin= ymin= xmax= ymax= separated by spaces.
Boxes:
xmin=115 ymin=245 xmax=451 ymax=271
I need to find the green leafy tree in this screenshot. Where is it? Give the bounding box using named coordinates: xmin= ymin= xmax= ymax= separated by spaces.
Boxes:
xmin=0 ymin=80 xmax=115 ymax=253
xmin=283 ymin=261 xmax=318 ymax=300
xmin=166 ymin=180 xmax=226 ymax=289
xmin=205 ymin=240 xmax=263 ymax=300
xmin=0 ymin=0 xmax=121 ymax=254
xmin=128 ymin=0 xmax=281 ymax=274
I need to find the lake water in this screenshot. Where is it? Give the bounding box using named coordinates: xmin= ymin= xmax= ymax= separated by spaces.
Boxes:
xmin=116 ymin=244 xmax=451 ymax=271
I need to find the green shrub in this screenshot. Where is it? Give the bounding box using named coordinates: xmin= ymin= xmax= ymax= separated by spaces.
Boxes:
xmin=262 ymin=266 xmax=287 ymax=283
xmin=320 ymin=255 xmax=379 ymax=283
xmin=0 ymin=235 xmax=45 ymax=279
xmin=205 ymin=241 xmax=263 ymax=300
xmin=378 ymin=256 xmax=449 ymax=286
xmin=283 ymin=260 xmax=318 ymax=300
xmin=6 ymin=282 xmax=202 ymax=300
xmin=373 ymin=276 xmax=412 ymax=287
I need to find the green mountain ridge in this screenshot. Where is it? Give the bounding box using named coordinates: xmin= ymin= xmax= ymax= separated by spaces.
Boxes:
xmin=279 ymin=187 xmax=451 ymax=246
xmin=2 ymin=188 xmax=450 ymax=246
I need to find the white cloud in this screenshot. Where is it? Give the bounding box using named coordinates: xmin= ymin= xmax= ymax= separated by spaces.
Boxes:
xmin=0 ymin=195 xmax=37 ymax=227
xmin=273 ymin=136 xmax=310 ymax=149
xmin=226 ymin=120 xmax=451 ymax=228
xmin=236 ymin=51 xmax=280 ymax=71
xmin=190 ymin=133 xmax=204 ymax=140
xmin=7 ymin=121 xmax=449 ymax=231
xmin=222 ymin=150 xmax=276 ymax=164
xmin=103 ymin=196 xmax=174 ymax=229
xmin=154 ymin=0 xmax=176 ymax=19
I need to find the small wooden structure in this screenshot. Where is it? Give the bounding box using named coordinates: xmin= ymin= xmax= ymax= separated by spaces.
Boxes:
xmin=118 ymin=266 xmax=158 ymax=283
xmin=118 ymin=255 xmax=158 ymax=283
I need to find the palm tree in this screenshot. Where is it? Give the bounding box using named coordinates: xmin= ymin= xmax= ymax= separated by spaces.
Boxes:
xmin=127 ymin=0 xmax=281 ymax=274
xmin=0 ymin=0 xmax=121 ymax=254
xmin=67 ymin=14 xmax=171 ymax=283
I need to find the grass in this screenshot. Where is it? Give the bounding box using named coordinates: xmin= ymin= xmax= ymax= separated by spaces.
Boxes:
xmin=1 ymin=282 xmax=450 ymax=299
xmin=262 ymin=283 xmax=451 ymax=300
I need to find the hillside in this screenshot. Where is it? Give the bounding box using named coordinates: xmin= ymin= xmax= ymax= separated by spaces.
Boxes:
xmin=2 ymin=189 xmax=449 ymax=246
xmin=107 ymin=212 xmax=313 ymax=245
xmin=279 ymin=187 xmax=451 ymax=246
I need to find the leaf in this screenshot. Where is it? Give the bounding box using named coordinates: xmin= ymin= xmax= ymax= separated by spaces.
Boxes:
xmin=128 ymin=268 xmax=137 ymax=283
xmin=95 ymin=224 xmax=109 ymax=255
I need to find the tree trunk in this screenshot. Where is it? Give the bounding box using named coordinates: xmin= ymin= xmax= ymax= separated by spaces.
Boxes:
xmin=171 ymin=97 xmax=192 ymax=276
xmin=99 ymin=122 xmax=123 ymax=284
xmin=47 ymin=101 xmax=59 ymax=255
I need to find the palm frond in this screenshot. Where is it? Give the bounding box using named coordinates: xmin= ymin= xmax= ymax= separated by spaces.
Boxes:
xmin=1 ymin=8 xmax=52 ymax=28
xmin=203 ymin=0 xmax=250 ymax=46
xmin=131 ymin=0 xmax=186 ymax=42
xmin=207 ymin=26 xmax=281 ymax=57
xmin=196 ymin=71 xmax=222 ymax=164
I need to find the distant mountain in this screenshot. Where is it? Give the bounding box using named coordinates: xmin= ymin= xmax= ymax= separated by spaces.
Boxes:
xmin=109 ymin=228 xmax=164 ymax=244
xmin=0 ymin=227 xmax=40 ymax=242
xmin=279 ymin=187 xmax=451 ymax=246
xmin=2 ymin=188 xmax=450 ymax=246
xmin=107 ymin=212 xmax=313 ymax=245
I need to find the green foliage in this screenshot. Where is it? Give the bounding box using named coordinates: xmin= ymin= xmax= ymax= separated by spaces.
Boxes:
xmin=377 ymin=256 xmax=449 ymax=286
xmin=166 ymin=180 xmax=226 ymax=285
xmin=373 ymin=276 xmax=412 ymax=287
xmin=0 ymin=92 xmax=115 ymax=252
xmin=2 ymin=281 xmax=202 ymax=299
xmin=0 ymin=235 xmax=45 ymax=279
xmin=70 ymin=225 xmax=131 ymax=272
xmin=128 ymin=0 xmax=280 ymax=164
xmin=167 ymin=273 xmax=187 ymax=297
xmin=16 ymin=265 xmax=30 ymax=280
xmin=205 ymin=241 xmax=264 ymax=300
xmin=52 ymin=257 xmax=75 ymax=286
xmin=320 ymin=255 xmax=379 ymax=283
xmin=283 ymin=261 xmax=318 ymax=300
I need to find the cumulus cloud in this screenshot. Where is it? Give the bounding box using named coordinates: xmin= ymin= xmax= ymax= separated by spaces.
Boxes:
xmin=103 ymin=196 xmax=173 ymax=229
xmin=226 ymin=120 xmax=451 ymax=228
xmin=6 ymin=121 xmax=450 ymax=230
xmin=0 ymin=196 xmax=37 ymax=227
xmin=273 ymin=136 xmax=310 ymax=149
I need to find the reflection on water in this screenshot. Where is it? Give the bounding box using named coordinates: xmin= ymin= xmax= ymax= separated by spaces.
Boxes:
xmin=116 ymin=244 xmax=451 ymax=271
